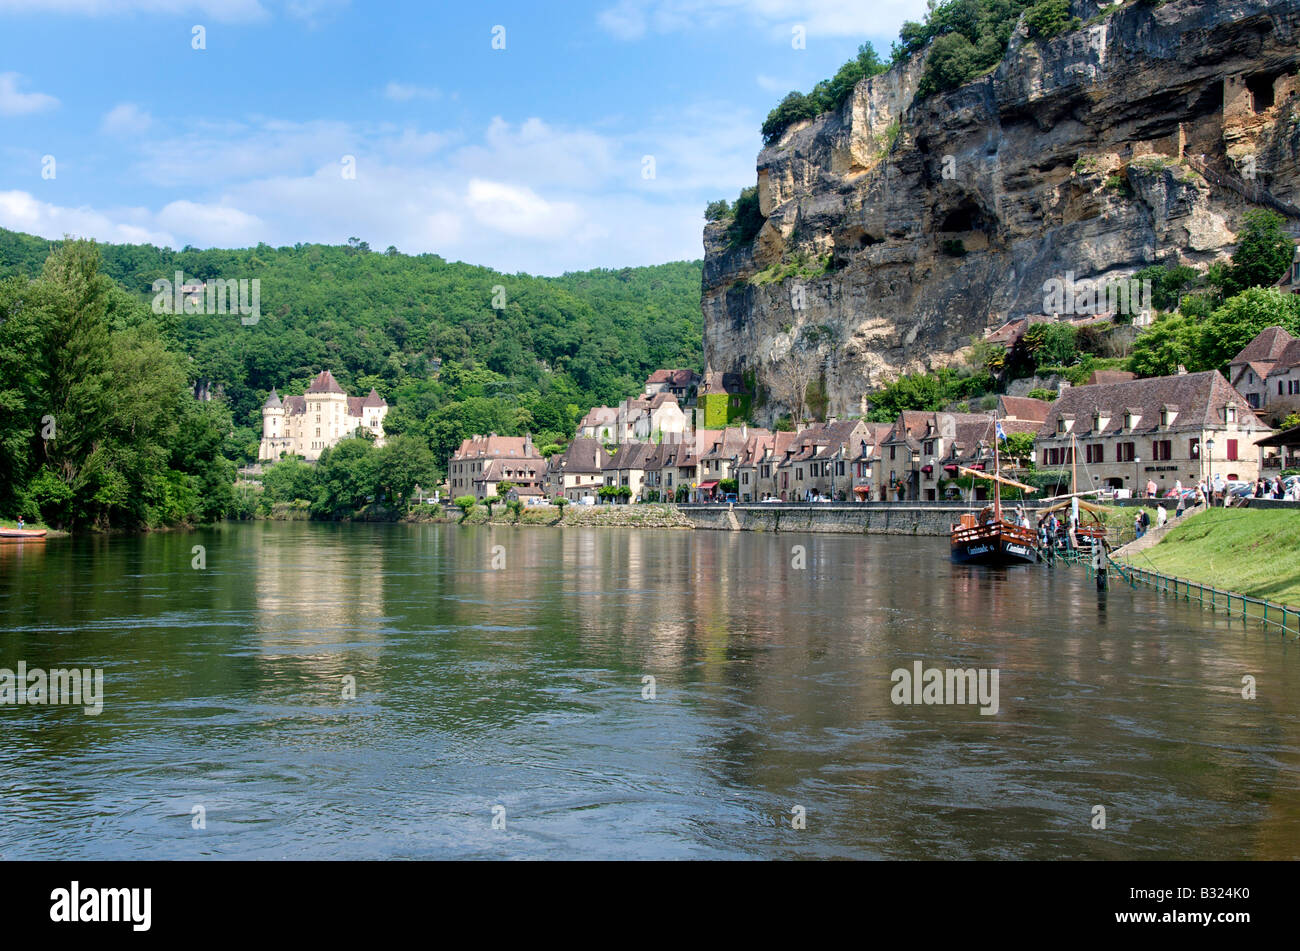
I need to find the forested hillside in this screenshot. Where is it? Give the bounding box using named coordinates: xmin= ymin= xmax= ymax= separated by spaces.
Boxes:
xmin=0 ymin=229 xmax=704 ymax=470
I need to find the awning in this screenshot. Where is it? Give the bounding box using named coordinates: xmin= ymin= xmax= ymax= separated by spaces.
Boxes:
xmin=698 ymin=481 xmax=719 ymax=490
xmin=852 ymin=485 xmax=871 ymax=495
xmin=921 ymin=465 xmax=933 ymax=474
xmin=943 ymin=464 xmax=959 ymax=474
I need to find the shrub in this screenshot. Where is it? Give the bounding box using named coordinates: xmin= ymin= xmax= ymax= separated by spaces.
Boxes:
xmin=1025 ymin=0 xmax=1080 ymax=40
xmin=726 ymin=187 xmax=766 ymax=247
xmin=453 ymin=495 xmax=476 ymax=515
xmin=942 ymin=238 xmax=968 ymax=257
xmin=1026 ymin=387 xmax=1057 ymax=402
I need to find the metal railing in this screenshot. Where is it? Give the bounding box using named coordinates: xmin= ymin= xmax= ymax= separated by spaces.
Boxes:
xmin=1107 ymin=560 xmax=1300 ymax=639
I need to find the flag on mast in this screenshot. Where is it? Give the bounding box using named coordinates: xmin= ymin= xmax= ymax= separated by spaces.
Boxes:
xmin=995 ymin=420 xmax=1007 ymax=442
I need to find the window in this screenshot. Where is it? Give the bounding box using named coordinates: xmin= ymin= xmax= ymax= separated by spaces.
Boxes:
xmin=1190 ymin=437 xmax=1200 ymax=459
xmin=923 ymin=441 xmax=934 ymax=456
xmin=1226 ymin=405 xmax=1237 ymax=423
xmin=1086 ymin=444 xmax=1104 ymax=464
xmin=1153 ymin=440 xmax=1172 ymax=461
xmin=1057 ymin=419 xmax=1066 ymax=435
xmin=1227 ymin=439 xmax=1239 ymax=461
xmin=890 ymin=446 xmax=896 ymax=461
xmin=1117 ymin=442 xmax=1135 ymax=462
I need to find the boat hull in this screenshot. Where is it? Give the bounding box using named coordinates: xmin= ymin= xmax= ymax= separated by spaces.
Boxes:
xmin=0 ymin=529 xmax=47 ymax=542
xmin=950 ymin=523 xmax=1039 ymax=566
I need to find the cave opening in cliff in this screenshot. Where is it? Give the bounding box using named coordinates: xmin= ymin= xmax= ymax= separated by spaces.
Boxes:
xmin=1246 ymin=70 xmax=1282 ymax=112
xmin=938 ymin=200 xmax=987 ymax=235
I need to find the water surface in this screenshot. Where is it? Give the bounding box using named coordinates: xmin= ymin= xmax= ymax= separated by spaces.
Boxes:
xmin=1 ymin=522 xmax=1297 ymax=859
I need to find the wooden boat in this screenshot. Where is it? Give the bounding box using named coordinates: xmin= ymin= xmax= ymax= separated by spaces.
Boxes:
xmin=1036 ymin=433 xmax=1110 ymax=548
xmin=949 ymin=426 xmax=1040 ymax=566
xmin=0 ymin=527 xmax=48 ymax=542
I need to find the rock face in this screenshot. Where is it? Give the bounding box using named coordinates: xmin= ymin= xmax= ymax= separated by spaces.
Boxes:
xmin=703 ymin=0 xmax=1300 ymax=423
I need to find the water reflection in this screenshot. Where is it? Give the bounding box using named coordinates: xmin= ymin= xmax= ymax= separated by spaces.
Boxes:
xmin=0 ymin=522 xmax=1297 ymax=859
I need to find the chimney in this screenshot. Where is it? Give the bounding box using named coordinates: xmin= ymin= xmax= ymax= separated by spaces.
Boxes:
xmin=524 ymin=432 xmax=534 ymax=454
xmin=1177 ymin=364 xmax=1187 ymax=375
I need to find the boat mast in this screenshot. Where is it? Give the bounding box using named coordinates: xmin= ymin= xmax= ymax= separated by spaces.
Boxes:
xmin=993 ymin=422 xmax=1002 ymax=523
xmin=1071 ymin=431 xmax=1079 ymax=496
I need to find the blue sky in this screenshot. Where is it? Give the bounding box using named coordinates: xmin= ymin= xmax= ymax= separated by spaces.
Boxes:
xmin=0 ymin=0 xmax=928 ymax=274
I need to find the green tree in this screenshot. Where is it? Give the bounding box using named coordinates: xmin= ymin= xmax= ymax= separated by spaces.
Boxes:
xmin=1196 ymin=287 xmax=1300 ymax=372
xmin=1219 ymin=210 xmax=1296 ymax=297
xmin=1128 ymin=315 xmax=1199 ymax=377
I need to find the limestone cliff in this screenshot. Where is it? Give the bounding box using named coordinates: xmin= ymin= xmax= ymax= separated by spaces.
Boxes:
xmin=703 ymin=0 xmax=1300 ymax=422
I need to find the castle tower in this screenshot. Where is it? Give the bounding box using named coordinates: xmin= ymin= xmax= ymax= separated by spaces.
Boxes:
xmin=259 ymin=388 xmax=286 ymax=461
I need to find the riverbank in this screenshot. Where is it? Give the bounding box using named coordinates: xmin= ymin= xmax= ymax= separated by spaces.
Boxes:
xmin=1115 ymin=508 xmax=1300 ymax=608
xmin=0 ymin=519 xmax=70 ymax=538
xmin=404 ymin=502 xmax=692 ymax=529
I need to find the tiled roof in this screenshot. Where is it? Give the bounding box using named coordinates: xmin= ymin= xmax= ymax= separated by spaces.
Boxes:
xmin=1037 ymin=370 xmax=1267 ymax=438
xmin=997 ymin=395 xmax=1050 ymax=423
xmin=646 ymin=368 xmax=699 ymax=387
xmin=263 ymin=388 xmax=282 ymax=409
xmin=552 ymin=437 xmax=611 ymax=473
xmin=1265 ymin=338 xmax=1300 ymax=376
xmin=1086 ymin=370 xmax=1137 ymax=386
xmin=306 ymin=370 xmax=346 ymax=395
xmin=1231 ymin=326 xmax=1294 ymax=367
xmin=451 ymin=435 xmax=539 ymax=460
xmin=362 ymin=387 xmax=387 ymax=408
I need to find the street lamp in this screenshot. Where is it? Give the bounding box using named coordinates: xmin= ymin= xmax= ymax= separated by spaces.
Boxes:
xmin=1206 ymin=437 xmax=1215 ymax=501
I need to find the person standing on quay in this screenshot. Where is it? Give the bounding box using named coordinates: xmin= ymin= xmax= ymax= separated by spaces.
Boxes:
xmin=1176 ymin=493 xmax=1186 ymax=519
xmin=1157 ymin=504 xmax=1167 ymax=529
xmin=1145 ymin=479 xmax=1157 ymax=499
xmin=1134 ymin=512 xmax=1144 ymax=539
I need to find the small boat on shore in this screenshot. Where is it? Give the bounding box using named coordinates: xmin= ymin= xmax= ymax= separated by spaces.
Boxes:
xmin=0 ymin=528 xmax=48 ymax=542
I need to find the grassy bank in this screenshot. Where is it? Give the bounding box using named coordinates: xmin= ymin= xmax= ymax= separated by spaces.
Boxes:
xmin=1117 ymin=508 xmax=1300 ymax=607
xmin=1 ymin=518 xmax=70 ymax=537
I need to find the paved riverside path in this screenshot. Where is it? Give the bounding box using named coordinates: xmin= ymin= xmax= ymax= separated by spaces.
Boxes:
xmin=1111 ymin=504 xmax=1210 ymax=559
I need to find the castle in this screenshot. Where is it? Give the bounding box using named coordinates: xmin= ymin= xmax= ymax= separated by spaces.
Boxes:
xmin=259 ymin=370 xmax=388 ymax=462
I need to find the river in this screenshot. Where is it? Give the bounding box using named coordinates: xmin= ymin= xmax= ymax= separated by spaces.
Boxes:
xmin=1 ymin=521 xmax=1297 ymax=859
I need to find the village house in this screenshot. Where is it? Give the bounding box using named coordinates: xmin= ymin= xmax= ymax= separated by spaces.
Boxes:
xmin=773 ymin=419 xmax=869 ymax=501
xmin=446 ymin=433 xmax=543 ymax=501
xmin=1227 ymin=325 xmax=1300 ymax=417
xmin=643 ymin=368 xmax=700 ymax=404
xmin=577 ymin=406 xmax=618 ymax=441
xmin=737 ymin=430 xmax=796 ymax=501
xmin=259 ymin=370 xmax=387 ymax=462
xmin=601 ymin=442 xmax=659 ymax=502
xmin=544 ymin=437 xmax=611 ymax=502
xmin=641 ymin=443 xmax=681 ymax=502
xmin=1034 ymin=370 xmax=1272 ymax=494
xmin=846 ymin=422 xmax=894 ymax=501
xmin=632 ymin=392 xmax=690 ymax=442
xmin=696 ymin=426 xmax=768 ymax=498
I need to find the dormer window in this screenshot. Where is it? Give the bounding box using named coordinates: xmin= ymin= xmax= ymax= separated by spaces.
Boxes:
xmin=1057 ymin=419 xmax=1066 ymax=435
xmin=1226 ymin=404 xmax=1237 ymax=424
xmin=1160 ymin=405 xmax=1178 ymax=428
xmin=1057 ymin=415 xmax=1074 ymax=435
xmin=1124 ymin=410 xmax=1141 ymax=431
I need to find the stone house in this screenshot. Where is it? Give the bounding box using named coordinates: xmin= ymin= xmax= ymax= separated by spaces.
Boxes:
xmin=544 ymin=437 xmax=611 ymax=502
xmin=447 ymin=433 xmax=543 ymax=501
xmin=1228 ymin=326 xmax=1300 ymax=416
xmin=1034 ymin=370 xmax=1271 ymax=494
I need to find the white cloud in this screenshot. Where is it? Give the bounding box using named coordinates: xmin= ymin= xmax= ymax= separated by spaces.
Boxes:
xmin=384 ymin=82 xmax=442 ymax=102
xmin=101 ymin=103 xmax=153 ymax=136
xmin=0 ymin=0 xmax=268 ymax=21
xmin=0 ymin=73 xmax=59 ymax=117
xmin=0 ymin=190 xmax=174 ymax=246
xmin=597 ymin=0 xmax=929 ymax=39
xmin=156 ymin=200 xmax=265 ymax=245
xmin=0 ymin=106 xmax=760 ymax=272
xmin=465 ymin=179 xmax=582 ymax=239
